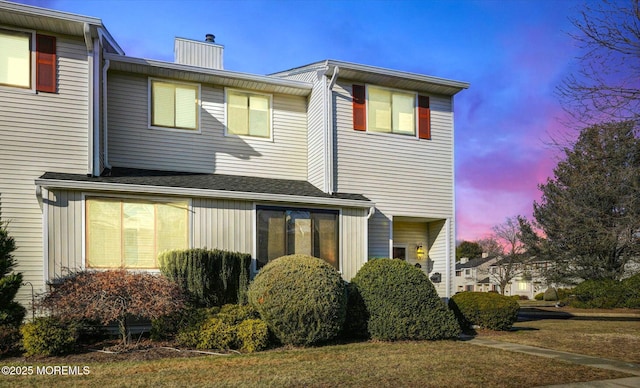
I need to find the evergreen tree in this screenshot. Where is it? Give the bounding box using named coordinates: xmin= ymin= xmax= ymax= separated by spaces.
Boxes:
xmin=533 ymin=121 xmax=640 ymax=282
xmin=0 ymin=220 xmax=25 ymax=326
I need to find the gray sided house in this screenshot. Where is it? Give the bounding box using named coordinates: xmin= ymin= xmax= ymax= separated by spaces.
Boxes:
xmin=0 ymin=1 xmax=468 ymax=312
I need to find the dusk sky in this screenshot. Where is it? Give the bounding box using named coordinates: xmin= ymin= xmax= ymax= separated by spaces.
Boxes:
xmin=15 ymin=0 xmax=595 ymax=242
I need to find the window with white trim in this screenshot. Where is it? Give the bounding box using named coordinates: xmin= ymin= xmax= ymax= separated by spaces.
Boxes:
xmin=256 ymin=206 xmax=338 ymax=270
xmin=150 ymin=79 xmax=199 ymax=130
xmin=86 ymin=198 xmax=189 ymax=269
xmin=226 ymin=89 xmax=271 ymax=138
xmin=368 ymin=86 xmax=415 ymax=135
xmin=0 ymin=28 xmax=56 ymax=92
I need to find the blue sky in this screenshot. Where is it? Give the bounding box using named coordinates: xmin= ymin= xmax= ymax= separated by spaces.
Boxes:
xmin=16 ymin=0 xmax=592 ymax=241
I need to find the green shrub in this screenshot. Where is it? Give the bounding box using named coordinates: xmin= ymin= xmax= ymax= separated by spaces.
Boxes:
xmin=534 ymin=292 xmax=544 ymax=301
xmin=622 ymin=274 xmax=640 ymax=308
xmin=0 ymin=220 xmax=26 ymax=327
xmin=248 ymin=254 xmax=347 ymax=346
xmin=198 ymin=317 xmax=234 ymax=350
xmin=235 ymin=319 xmax=269 ymax=353
xmin=342 ymin=282 xmax=369 ymax=339
xmin=569 ymin=279 xmax=626 ymax=308
xmin=151 ymin=306 xmax=220 ymax=341
xmin=449 ymin=292 xmax=519 ymax=331
xmin=0 ymin=324 xmax=21 ymax=356
xmin=544 ymin=287 xmax=559 ymax=301
xmin=217 ymin=304 xmax=259 ymax=325
xmin=21 ymin=316 xmax=78 ymax=356
xmin=350 ymin=259 xmax=460 ymax=341
xmin=159 ymin=248 xmax=251 ymax=307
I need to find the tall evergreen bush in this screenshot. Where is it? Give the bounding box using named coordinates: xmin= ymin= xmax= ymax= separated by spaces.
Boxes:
xmin=0 ymin=220 xmax=25 ymax=327
xmin=159 ymin=248 xmax=251 ymax=307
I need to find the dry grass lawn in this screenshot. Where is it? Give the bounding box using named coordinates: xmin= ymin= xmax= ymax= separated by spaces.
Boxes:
xmin=478 ymin=318 xmax=640 ymax=364
xmin=2 ymin=340 xmax=627 ymax=387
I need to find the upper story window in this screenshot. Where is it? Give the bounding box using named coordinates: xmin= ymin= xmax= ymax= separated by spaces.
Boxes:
xmin=149 ymin=78 xmax=200 ymax=131
xmin=226 ymin=89 xmax=271 ymax=138
xmin=0 ymin=28 xmax=56 ymax=92
xmin=352 ymin=84 xmax=431 ymax=140
xmin=86 ymin=197 xmax=189 ymax=269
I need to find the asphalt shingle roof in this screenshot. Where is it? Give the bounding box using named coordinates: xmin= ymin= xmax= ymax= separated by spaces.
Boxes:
xmin=39 ymin=167 xmax=370 ymax=202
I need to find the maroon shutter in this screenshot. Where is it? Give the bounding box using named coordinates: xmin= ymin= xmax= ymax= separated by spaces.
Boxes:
xmin=352 ymin=84 xmax=366 ymax=131
xmin=418 ymin=95 xmax=431 ymax=140
xmin=36 ymin=34 xmax=56 ymax=93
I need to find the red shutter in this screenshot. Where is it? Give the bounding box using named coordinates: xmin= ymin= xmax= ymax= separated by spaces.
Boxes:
xmin=36 ymin=34 xmax=56 ymax=93
xmin=418 ymin=95 xmax=431 ymax=140
xmin=352 ymin=84 xmax=366 ymax=131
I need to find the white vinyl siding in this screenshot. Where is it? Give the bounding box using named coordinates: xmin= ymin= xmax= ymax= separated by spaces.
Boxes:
xmin=0 ymin=29 xmax=31 ymax=89
xmin=0 ymin=35 xmax=88 ymax=307
xmin=149 ymin=78 xmax=199 ymax=130
xmin=333 ymin=81 xmax=456 ymax=297
xmin=109 ymin=73 xmax=307 ymax=180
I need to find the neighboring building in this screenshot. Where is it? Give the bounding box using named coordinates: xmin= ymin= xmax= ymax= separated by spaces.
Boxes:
xmin=0 ymin=1 xmax=468 ymax=312
xmin=455 ymin=255 xmax=500 ymax=293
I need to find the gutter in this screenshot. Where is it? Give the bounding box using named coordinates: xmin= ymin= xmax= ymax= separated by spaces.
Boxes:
xmin=326 ymin=65 xmax=339 ymax=194
xmin=34 ymin=179 xmax=375 ymax=209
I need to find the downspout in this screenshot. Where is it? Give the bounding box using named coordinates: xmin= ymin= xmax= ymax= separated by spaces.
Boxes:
xmin=83 ymin=23 xmax=95 ymax=176
xmin=98 ymin=28 xmax=111 ymax=169
xmin=326 ymin=65 xmax=339 ymax=194
xmin=445 ymin=218 xmax=451 ymax=299
xmin=102 ymin=58 xmax=111 ymax=169
xmin=92 ymin=37 xmax=101 ymax=176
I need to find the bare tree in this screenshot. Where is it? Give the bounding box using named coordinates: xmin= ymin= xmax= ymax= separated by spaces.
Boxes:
xmin=482 ymin=217 xmax=529 ymax=295
xmin=557 ymin=0 xmax=640 ymax=127
xmin=476 ymin=236 xmax=504 ymax=257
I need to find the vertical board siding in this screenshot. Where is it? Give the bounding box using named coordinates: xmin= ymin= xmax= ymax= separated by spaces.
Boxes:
xmin=192 ymin=198 xmax=253 ymax=254
xmin=368 ymin=210 xmax=390 ymax=258
xmin=107 ymin=72 xmax=308 ymax=180
xmin=340 ymin=207 xmax=367 ymax=280
xmin=46 ymin=190 xmax=84 ymax=280
xmin=0 ymin=35 xmax=88 ymax=306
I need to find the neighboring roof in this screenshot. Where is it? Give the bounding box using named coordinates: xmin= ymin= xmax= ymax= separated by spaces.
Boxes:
xmin=106 ymin=53 xmax=313 ymax=97
xmin=36 ymin=168 xmax=372 ymax=208
xmin=456 ymin=256 xmax=498 ymax=270
xmin=0 ymin=0 xmax=123 ymax=54
xmin=477 ymin=277 xmax=491 ymax=284
xmin=271 ymin=59 xmax=470 ymax=96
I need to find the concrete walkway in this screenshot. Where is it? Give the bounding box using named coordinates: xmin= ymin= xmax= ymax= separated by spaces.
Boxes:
xmin=464 ymin=336 xmax=640 ymax=387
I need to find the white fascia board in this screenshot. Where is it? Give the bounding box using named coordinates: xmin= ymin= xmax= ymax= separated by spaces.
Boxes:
xmin=0 ymin=1 xmax=103 ymax=25
xmin=325 ymin=60 xmax=470 ymax=91
xmin=35 ymin=179 xmax=374 ymax=209
xmin=105 ymin=53 xmax=313 ymax=93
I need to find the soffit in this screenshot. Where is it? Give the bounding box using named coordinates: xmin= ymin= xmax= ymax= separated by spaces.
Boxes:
xmin=106 ymin=54 xmax=313 ymax=96
xmin=0 ymin=2 xmax=101 ymax=37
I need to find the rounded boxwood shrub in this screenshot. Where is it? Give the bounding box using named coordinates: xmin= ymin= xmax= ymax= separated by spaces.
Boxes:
xmin=349 ymin=258 xmax=460 ymax=341
xmin=543 ymin=287 xmax=559 ymax=301
xmin=449 ymin=292 xmax=519 ymax=331
xmin=248 ymin=254 xmax=346 ymax=346
xmin=534 ymin=292 xmax=544 ymax=301
xmin=21 ymin=316 xmax=78 ymax=356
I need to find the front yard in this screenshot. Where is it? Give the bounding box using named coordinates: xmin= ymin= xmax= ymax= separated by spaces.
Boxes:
xmin=1 ymin=336 xmax=631 ymax=387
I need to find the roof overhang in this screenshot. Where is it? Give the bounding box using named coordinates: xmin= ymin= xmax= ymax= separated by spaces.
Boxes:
xmin=35 ymin=178 xmax=374 ymax=209
xmin=106 ymin=53 xmax=313 ymax=96
xmin=272 ymin=59 xmax=470 ymax=96
xmin=0 ymin=0 xmax=123 ymax=53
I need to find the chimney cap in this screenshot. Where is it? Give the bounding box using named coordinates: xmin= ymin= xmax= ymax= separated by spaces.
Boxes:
xmin=205 ymin=34 xmax=215 ymax=43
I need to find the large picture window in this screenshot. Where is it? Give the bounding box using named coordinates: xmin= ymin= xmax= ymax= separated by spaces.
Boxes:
xmin=86 ymin=198 xmax=189 ymax=269
xmin=257 ymin=207 xmax=338 ymax=270
xmin=150 ymin=79 xmax=199 ymax=130
xmin=226 ymin=89 xmax=271 ymax=138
